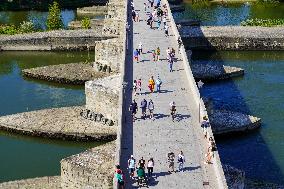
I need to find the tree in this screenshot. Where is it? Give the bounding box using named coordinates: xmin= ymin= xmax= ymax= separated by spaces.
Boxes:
xmin=46 ymin=1 xmax=63 ymax=30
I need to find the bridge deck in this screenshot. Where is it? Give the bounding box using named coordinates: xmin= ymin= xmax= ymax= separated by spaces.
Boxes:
xmin=120 ymin=0 xmax=220 ymax=188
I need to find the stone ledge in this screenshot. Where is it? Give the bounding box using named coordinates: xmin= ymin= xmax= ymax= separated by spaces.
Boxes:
xmin=210 ymin=109 xmax=261 ymax=135
xmin=22 ymin=63 xmax=108 ymax=85
xmin=0 ymin=176 xmax=61 ymax=189
xmin=0 ymin=106 xmax=117 ymax=141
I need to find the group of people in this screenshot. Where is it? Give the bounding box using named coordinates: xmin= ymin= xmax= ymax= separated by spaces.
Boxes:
xmin=201 ymin=116 xmax=217 ymax=164
xmin=167 ymin=151 xmax=185 ymax=173
xmin=129 ymin=99 xmax=155 ymax=121
xmin=133 ymin=75 xmax=163 ymax=96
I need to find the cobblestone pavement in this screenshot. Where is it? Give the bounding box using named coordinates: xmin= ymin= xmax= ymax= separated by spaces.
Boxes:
xmin=120 ymin=1 xmax=215 ymax=188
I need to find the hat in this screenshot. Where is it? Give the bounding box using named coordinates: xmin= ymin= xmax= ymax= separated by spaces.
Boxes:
xmin=203 ymin=116 xmax=208 ymax=120
xmin=131 ymin=155 xmax=134 ymax=158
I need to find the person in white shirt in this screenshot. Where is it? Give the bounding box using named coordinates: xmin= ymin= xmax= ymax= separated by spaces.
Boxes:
xmin=138 ymin=42 xmax=143 ymax=54
xmin=177 ymin=151 xmax=185 ymax=172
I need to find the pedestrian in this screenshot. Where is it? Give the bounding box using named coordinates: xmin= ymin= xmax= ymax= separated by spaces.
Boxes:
xmin=148 ymin=76 xmax=155 ymax=93
xmin=133 ymin=49 xmax=139 ymax=63
xmin=166 ymin=47 xmax=171 ymax=60
xmin=150 ymin=0 xmax=154 ymax=7
xmin=115 ymin=169 xmax=125 ymax=189
xmin=144 ymin=2 xmax=147 ymax=12
xmin=170 ymin=101 xmax=176 ymax=121
xmin=156 ymin=47 xmax=161 ymax=61
xmin=140 ymin=99 xmax=148 ymax=119
xmin=168 ymin=57 xmax=173 ymax=72
xmin=129 ymin=99 xmax=138 ymax=122
xmin=138 ymin=157 xmax=146 ymax=169
xmin=156 ymin=75 xmax=162 ymax=92
xmin=152 ymin=50 xmax=156 ymax=62
xmin=204 ymin=146 xmax=214 ymax=164
xmin=132 ymin=10 xmax=136 ymax=22
xmin=165 ymin=24 xmax=169 ymax=37
xmin=162 ymin=16 xmax=167 ymax=27
xmin=148 ymin=99 xmax=155 ymax=120
xmin=137 ymin=78 xmax=142 ymax=94
xmin=168 ymin=152 xmax=175 ymax=173
xmin=178 ymin=37 xmax=182 ymax=51
xmin=138 ymin=42 xmax=143 ymax=54
xmin=147 ymin=158 xmax=154 ymax=177
xmin=201 ymin=116 xmax=209 ymax=138
xmin=133 ymin=80 xmax=137 ymax=96
xmin=157 ymin=19 xmax=161 ymax=30
xmin=128 ymin=155 xmax=136 ymax=179
xmin=136 ymin=12 xmax=140 ymax=22
xmin=177 ymin=151 xmax=185 ymax=172
xmin=131 ymin=1 xmax=135 ymax=10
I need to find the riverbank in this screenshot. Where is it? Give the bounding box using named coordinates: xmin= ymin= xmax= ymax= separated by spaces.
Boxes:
xmin=22 ymin=63 xmax=108 ymax=85
xmin=0 ymin=106 xmax=116 ymax=141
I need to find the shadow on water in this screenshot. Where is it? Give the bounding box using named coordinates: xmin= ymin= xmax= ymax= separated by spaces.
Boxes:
xmin=181 ymin=25 xmax=284 ymax=184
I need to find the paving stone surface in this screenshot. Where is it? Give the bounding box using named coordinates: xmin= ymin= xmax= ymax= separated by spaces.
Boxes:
xmin=119 ymin=1 xmax=220 ymax=188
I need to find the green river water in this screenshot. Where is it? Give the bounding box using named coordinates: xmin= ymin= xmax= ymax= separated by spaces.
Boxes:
xmin=0 ymin=51 xmax=101 ymax=182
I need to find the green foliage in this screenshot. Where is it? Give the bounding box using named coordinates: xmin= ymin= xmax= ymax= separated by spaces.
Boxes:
xmin=257 ymin=0 xmax=279 ymax=4
xmin=81 ymin=17 xmax=91 ymax=29
xmin=0 ymin=25 xmax=18 ymax=35
xmin=19 ymin=21 xmax=35 ymax=33
xmin=46 ymin=1 xmax=63 ymax=30
xmin=241 ymin=18 xmax=284 ymax=27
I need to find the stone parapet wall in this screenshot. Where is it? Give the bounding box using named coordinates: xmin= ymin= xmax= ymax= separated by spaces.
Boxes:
xmin=94 ymin=38 xmax=124 ymax=72
xmin=0 ymin=29 xmax=116 ymax=51
xmin=61 ymin=141 xmax=115 ymax=189
xmin=0 ymin=176 xmax=61 ymax=189
xmin=85 ymin=74 xmax=120 ymax=122
xmin=180 ymin=26 xmax=284 ymax=50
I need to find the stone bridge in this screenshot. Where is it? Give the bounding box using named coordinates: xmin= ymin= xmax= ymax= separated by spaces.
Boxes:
xmin=114 ymin=0 xmax=228 ymax=188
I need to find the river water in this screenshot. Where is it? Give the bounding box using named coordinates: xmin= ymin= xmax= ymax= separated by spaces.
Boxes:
xmin=174 ymin=1 xmax=284 ymax=25
xmin=0 ymin=10 xmax=104 ymax=30
xmin=0 ymin=51 xmax=100 ymax=182
xmin=192 ymin=51 xmax=284 ymax=184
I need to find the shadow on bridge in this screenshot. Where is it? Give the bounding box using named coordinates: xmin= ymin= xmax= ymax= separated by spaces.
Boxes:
xmin=180 ymin=24 xmax=284 ymax=184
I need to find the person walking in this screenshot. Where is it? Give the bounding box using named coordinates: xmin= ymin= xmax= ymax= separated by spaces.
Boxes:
xmin=148 ymin=76 xmax=155 ymax=93
xmin=147 ymin=158 xmax=154 ymax=177
xmin=133 ymin=80 xmax=137 ymax=96
xmin=136 ymin=12 xmax=140 ymax=22
xmin=177 ymin=37 xmax=182 ymax=51
xmin=132 ymin=10 xmax=136 ymax=22
xmin=177 ymin=151 xmax=185 ymax=172
xmin=156 ymin=47 xmax=161 ymax=61
xmin=115 ymin=169 xmax=125 ymax=189
xmin=157 ymin=19 xmax=161 ymax=30
xmin=140 ymin=99 xmax=148 ymax=119
xmin=129 ymin=100 xmax=138 ymax=122
xmin=170 ymin=101 xmax=176 ymax=121
xmin=168 ymin=152 xmax=175 ymax=173
xmin=168 ymin=56 xmax=174 ymax=72
xmin=152 ymin=50 xmax=156 ymax=62
xmin=156 ymin=75 xmax=162 ymax=92
xmin=138 ymin=42 xmax=143 ymax=54
xmin=137 ymin=78 xmax=142 ymax=94
xmin=138 ymin=157 xmax=146 ymax=169
xmin=128 ymin=155 xmax=136 ymax=179
xmin=165 ymin=24 xmax=169 ymax=37
xmin=144 ymin=2 xmax=147 ymax=12
xmin=162 ymin=16 xmax=167 ymax=28
xmin=134 ymin=49 xmax=139 ymax=63
xmin=201 ymin=116 xmax=210 ymax=138
xmin=148 ymin=99 xmax=155 ymax=120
